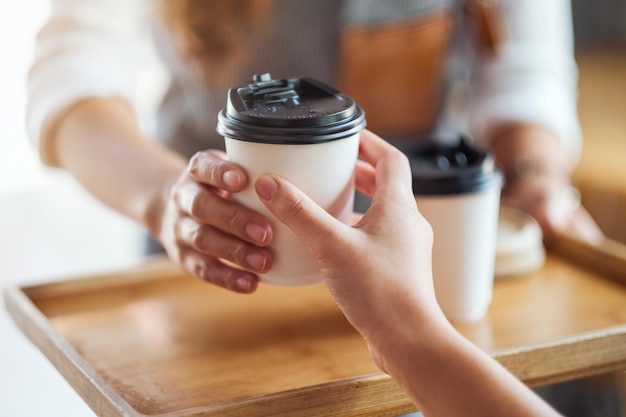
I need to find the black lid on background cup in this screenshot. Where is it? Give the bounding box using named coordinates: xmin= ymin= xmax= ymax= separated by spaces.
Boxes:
xmin=216 ymin=73 xmax=366 ymax=144
xmin=410 ymin=137 xmax=503 ymax=196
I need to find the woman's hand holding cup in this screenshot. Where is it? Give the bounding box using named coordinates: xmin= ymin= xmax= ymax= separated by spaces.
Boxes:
xmin=159 ymin=150 xmax=273 ymax=293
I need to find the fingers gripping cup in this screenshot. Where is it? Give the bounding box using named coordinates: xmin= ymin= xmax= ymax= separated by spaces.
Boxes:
xmin=410 ymin=137 xmax=503 ymax=322
xmin=217 ymin=73 xmax=366 ymax=286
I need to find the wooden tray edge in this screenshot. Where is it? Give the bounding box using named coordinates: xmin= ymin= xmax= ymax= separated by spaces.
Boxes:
xmin=166 ymin=374 xmax=415 ymax=417
xmin=4 ymin=285 xmax=142 ymax=417
xmin=493 ymin=324 xmax=626 ymax=387
xmin=551 ymin=233 xmax=626 ymax=287
xmin=20 ymin=256 xmax=182 ymax=301
xmin=187 ymin=323 xmax=626 ymax=417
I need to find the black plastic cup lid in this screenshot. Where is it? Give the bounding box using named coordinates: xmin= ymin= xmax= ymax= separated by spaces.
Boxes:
xmin=410 ymin=136 xmax=503 ymax=195
xmin=216 ymin=73 xmax=366 ymax=144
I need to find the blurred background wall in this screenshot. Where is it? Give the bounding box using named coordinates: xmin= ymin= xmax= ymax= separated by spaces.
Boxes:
xmin=572 ymin=0 xmax=626 ymax=49
xmin=570 ymin=0 xmax=626 ymax=244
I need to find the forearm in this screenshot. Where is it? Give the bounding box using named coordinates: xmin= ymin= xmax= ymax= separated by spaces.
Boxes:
xmin=379 ymin=318 xmax=559 ymax=417
xmin=469 ymin=0 xmax=582 ymax=162
xmin=49 ymin=97 xmax=187 ymax=238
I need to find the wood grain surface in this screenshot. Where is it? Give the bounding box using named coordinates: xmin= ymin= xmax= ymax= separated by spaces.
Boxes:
xmin=5 ymin=239 xmax=626 ymax=417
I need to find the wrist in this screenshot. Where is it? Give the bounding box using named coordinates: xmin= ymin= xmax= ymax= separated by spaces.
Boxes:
xmin=368 ymin=301 xmax=452 ymax=374
xmin=141 ymin=173 xmax=181 ymax=241
xmin=135 ymin=145 xmax=187 ymax=240
xmin=502 ymin=155 xmax=570 ymax=190
xmin=372 ymin=312 xmax=460 ymax=398
xmin=489 ymin=123 xmax=572 ymax=190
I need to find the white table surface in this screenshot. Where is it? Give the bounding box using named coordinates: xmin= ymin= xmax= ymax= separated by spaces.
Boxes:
xmin=1 ymin=174 xmax=144 ymax=417
xmin=0 ymin=3 xmax=143 ymax=414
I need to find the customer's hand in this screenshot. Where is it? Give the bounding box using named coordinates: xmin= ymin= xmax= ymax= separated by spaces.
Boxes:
xmin=160 ymin=150 xmax=274 ymax=293
xmin=254 ymin=130 xmax=446 ymax=365
xmin=254 ymin=130 xmax=561 ymax=417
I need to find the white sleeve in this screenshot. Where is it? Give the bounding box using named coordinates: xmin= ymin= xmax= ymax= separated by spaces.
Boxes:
xmin=27 ymin=0 xmax=159 ymax=164
xmin=469 ymin=0 xmax=582 ymax=161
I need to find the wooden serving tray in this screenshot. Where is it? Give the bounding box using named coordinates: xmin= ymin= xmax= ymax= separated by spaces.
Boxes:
xmin=5 ymin=235 xmax=626 ymax=417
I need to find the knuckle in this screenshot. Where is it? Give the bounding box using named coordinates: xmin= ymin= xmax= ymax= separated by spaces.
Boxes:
xmin=188 ymin=224 xmax=206 ymax=249
xmin=193 ymin=262 xmax=208 ymax=281
xmin=190 ymin=256 xmax=218 ymax=283
xmin=282 ymin=194 xmax=306 ymax=221
xmin=227 ymin=241 xmax=249 ymax=265
xmin=200 ymin=258 xmax=241 ymax=290
xmin=168 ymin=178 xmax=186 ymax=206
xmin=223 ymin=270 xmax=247 ymax=292
xmin=419 ymin=215 xmax=434 ymax=243
xmin=168 ymin=182 xmax=181 ymax=201
xmin=181 ymin=252 xmax=203 ymax=280
xmin=207 ymin=161 xmax=225 ymax=184
xmin=185 ymin=255 xmax=255 ymax=293
xmin=189 ymin=151 xmax=201 ymax=164
xmin=187 ymin=192 xmax=205 ymax=217
xmin=165 ymin=244 xmax=183 ymax=265
xmin=188 ymin=151 xmax=224 ymax=185
xmin=187 ymin=152 xmax=202 ymax=174
xmin=226 ymin=207 xmax=245 ymax=231
xmin=392 ymin=147 xmax=410 ymax=169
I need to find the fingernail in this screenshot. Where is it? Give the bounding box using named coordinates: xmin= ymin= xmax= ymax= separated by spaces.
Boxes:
xmin=256 ymin=176 xmax=278 ymax=201
xmin=246 ymin=223 xmax=268 ymax=245
xmin=236 ymin=276 xmax=253 ymax=292
xmin=223 ymin=170 xmax=240 ymax=188
xmin=246 ymin=252 xmax=267 ymax=272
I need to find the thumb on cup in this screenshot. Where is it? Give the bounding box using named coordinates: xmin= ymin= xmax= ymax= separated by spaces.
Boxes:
xmin=255 ymin=174 xmax=346 ymax=259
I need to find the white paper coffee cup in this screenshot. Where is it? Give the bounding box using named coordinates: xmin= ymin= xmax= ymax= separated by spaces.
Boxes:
xmin=411 ymin=138 xmax=502 ymax=322
xmin=217 ymin=73 xmax=365 ymax=286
